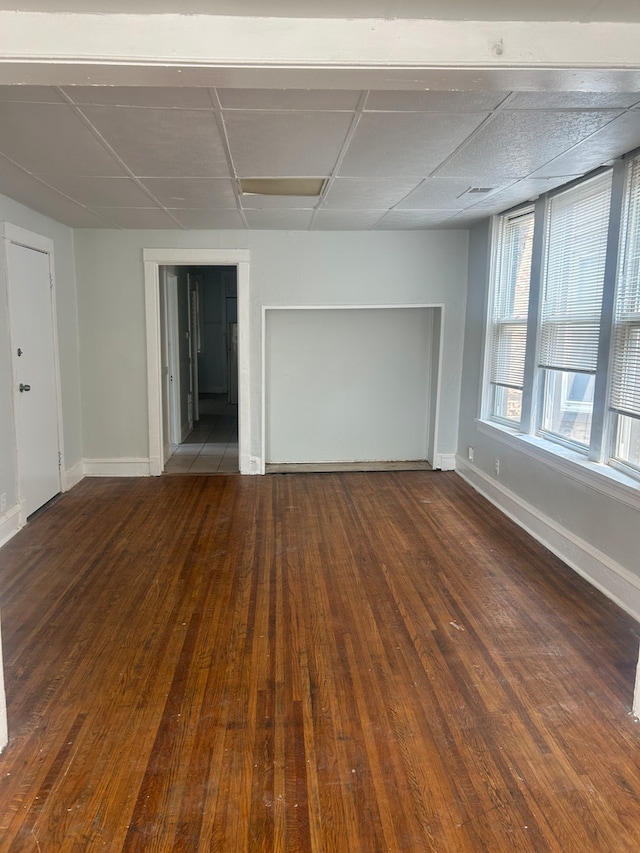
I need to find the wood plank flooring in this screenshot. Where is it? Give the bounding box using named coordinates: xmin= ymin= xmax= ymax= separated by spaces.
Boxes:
xmin=0 ymin=471 xmax=638 ymax=851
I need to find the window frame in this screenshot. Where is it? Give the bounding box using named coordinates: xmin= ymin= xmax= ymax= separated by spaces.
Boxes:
xmin=484 ymin=204 xmax=535 ymax=427
xmin=481 ymin=155 xmax=640 ymax=491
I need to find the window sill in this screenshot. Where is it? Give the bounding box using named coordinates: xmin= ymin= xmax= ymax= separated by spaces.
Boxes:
xmin=475 ymin=419 xmax=640 ymax=510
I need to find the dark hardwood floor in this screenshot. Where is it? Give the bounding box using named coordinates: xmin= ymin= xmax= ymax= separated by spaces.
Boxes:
xmin=0 ymin=472 xmax=638 ymax=851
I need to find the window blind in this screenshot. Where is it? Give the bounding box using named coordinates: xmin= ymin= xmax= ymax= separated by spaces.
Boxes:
xmin=539 ymin=171 xmax=613 ymax=373
xmin=611 ymin=156 xmax=640 ymax=419
xmin=490 ymin=208 xmax=534 ymax=389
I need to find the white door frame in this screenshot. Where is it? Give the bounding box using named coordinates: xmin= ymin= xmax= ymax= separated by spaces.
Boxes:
xmin=144 ymin=248 xmax=255 ymax=475
xmin=187 ymin=272 xmax=201 ymax=424
xmin=164 ymin=270 xmax=182 ymax=449
xmin=1 ymin=222 xmax=64 ymax=525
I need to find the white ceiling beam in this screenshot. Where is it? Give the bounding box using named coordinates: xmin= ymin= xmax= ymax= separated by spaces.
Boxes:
xmin=1 ymin=13 xmax=640 ymax=90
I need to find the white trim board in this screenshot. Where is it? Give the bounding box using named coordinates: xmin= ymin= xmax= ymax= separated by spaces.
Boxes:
xmin=456 ymin=456 xmax=640 ymax=625
xmin=83 ymin=458 xmax=152 ymax=477
xmin=433 ymin=454 xmax=456 ymax=471
xmin=0 ymin=504 xmax=21 ymax=549
xmin=143 ymin=248 xmax=255 ymax=476
xmin=62 ymin=460 xmax=84 ymax=492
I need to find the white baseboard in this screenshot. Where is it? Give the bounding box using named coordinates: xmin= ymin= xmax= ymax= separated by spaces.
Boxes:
xmin=62 ymin=460 xmax=84 ymax=491
xmin=83 ymin=458 xmax=151 ymax=477
xmin=244 ymin=455 xmax=262 ymax=475
xmin=0 ymin=504 xmax=22 ymax=548
xmin=456 ymin=455 xmax=640 ymax=624
xmin=433 ymin=453 xmax=456 ymax=471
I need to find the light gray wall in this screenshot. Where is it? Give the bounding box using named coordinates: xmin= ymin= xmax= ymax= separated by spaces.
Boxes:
xmin=458 ymin=221 xmax=640 ymax=588
xmin=74 ymin=229 xmax=469 ymax=465
xmin=266 ymin=307 xmax=434 ymax=464
xmin=0 ymin=192 xmax=82 ymax=513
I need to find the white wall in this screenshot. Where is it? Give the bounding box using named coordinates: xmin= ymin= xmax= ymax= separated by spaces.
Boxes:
xmin=0 ymin=192 xmax=82 ymax=538
xmin=74 ymin=229 xmax=469 ymax=469
xmin=458 ymin=221 xmax=640 ymax=622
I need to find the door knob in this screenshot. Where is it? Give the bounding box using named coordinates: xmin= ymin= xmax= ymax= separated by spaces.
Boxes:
xmin=19 ymin=383 xmax=31 ymax=392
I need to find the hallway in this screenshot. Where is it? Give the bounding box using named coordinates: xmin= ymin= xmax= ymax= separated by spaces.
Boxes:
xmin=164 ymin=393 xmax=238 ymax=474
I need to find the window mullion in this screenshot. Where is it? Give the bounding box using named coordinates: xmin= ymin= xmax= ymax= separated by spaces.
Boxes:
xmin=520 ymin=195 xmax=546 ymax=434
xmin=590 ymin=159 xmax=626 ymax=462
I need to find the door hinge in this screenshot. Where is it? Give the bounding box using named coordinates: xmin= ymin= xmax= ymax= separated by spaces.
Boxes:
xmin=50 ymin=273 xmax=54 ymax=289
xmin=58 ymin=451 xmax=62 ymax=470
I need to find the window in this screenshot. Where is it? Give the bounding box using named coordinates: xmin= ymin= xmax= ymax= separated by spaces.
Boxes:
xmin=611 ymin=156 xmax=640 ymax=472
xmin=538 ymin=172 xmax=612 ymax=447
xmin=482 ymin=152 xmax=640 ymax=487
xmin=487 ymin=207 xmax=534 ymax=424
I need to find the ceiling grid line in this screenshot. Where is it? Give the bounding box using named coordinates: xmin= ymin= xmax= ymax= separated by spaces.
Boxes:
xmin=1 ymin=78 xmax=640 ymax=230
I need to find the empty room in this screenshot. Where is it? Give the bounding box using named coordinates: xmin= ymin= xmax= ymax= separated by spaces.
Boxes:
xmin=0 ymin=3 xmax=639 ymax=851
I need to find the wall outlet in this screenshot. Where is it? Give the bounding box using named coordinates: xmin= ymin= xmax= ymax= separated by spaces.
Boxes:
xmin=494 ymin=458 xmax=500 ymax=476
xmin=0 ymin=493 xmax=6 ymax=514
xmin=467 ymin=446 xmax=474 ymax=462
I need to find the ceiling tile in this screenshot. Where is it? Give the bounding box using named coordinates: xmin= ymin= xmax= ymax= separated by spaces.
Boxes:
xmin=0 ymin=167 xmax=117 ymax=226
xmin=244 ymin=209 xmax=314 ymax=229
xmin=339 ymin=111 xmax=489 ymax=177
xmin=438 ymin=109 xmax=623 ymax=179
xmin=90 ymin=207 xmax=182 ymax=228
xmin=38 ymin=175 xmax=158 ymax=207
xmin=80 ymin=106 xmax=229 ymax=177
xmin=395 ymin=177 xmax=510 ymax=209
xmin=168 ymin=209 xmax=246 ymax=229
xmin=139 ymin=177 xmax=237 ymax=208
xmin=64 ymin=87 xmax=214 ymax=109
xmin=0 ymin=101 xmax=126 ymax=176
xmin=224 ymin=111 xmax=353 ymax=177
xmin=460 ymin=176 xmax=578 ymax=216
xmin=444 ymin=211 xmax=488 ymax=227
xmin=218 ymin=89 xmax=361 ymax=111
xmin=321 ymin=177 xmax=422 ymax=209
xmin=508 ymin=91 xmax=640 ymax=109
xmin=529 ymin=111 xmax=640 ymax=178
xmin=0 ymin=154 xmax=24 ymax=176
xmin=312 ymin=209 xmax=387 ymax=230
xmin=0 ymin=86 xmax=65 ymax=103
xmin=365 ymin=90 xmax=507 ymax=111
xmin=374 ymin=209 xmax=462 ymax=229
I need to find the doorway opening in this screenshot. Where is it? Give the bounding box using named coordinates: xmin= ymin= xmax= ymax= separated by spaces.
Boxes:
xmin=160 ymin=264 xmax=239 ymax=474
xmin=143 ymin=247 xmax=253 ymax=476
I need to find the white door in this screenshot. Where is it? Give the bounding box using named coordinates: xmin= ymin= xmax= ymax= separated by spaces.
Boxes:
xmin=7 ymin=240 xmax=61 ymax=517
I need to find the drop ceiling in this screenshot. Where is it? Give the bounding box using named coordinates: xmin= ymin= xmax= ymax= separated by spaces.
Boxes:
xmin=1 ymin=84 xmax=640 ymax=231
xmin=2 ymin=2 xmax=640 ymax=231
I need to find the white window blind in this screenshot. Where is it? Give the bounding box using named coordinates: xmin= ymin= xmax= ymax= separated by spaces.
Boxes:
xmin=611 ymin=156 xmax=640 ymax=419
xmin=539 ymin=171 xmax=613 ymax=373
xmin=490 ymin=208 xmax=534 ymax=389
